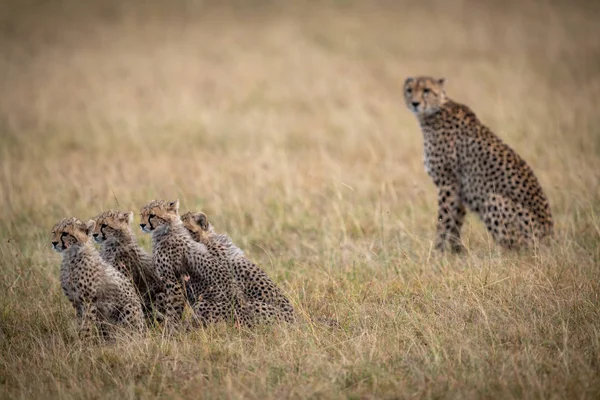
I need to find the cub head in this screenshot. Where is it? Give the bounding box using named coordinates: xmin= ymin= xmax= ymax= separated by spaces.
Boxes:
xmin=91 ymin=210 xmax=134 ymax=243
xmin=50 ymin=217 xmax=95 ymax=252
xmin=180 ymin=211 xmax=212 ymax=241
xmin=404 ymin=76 xmax=447 ymax=115
xmin=139 ymin=199 xmax=180 ymax=233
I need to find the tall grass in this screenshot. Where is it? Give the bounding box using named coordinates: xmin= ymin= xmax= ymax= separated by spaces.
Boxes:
xmin=1 ymin=0 xmax=599 ymax=398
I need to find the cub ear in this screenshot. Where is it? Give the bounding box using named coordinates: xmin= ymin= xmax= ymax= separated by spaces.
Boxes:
xmin=121 ymin=211 xmax=134 ymax=224
xmin=196 ymin=213 xmax=209 ymax=231
xmin=168 ymin=199 xmax=180 ymax=212
xmin=404 ymin=77 xmax=415 ymax=85
xmin=437 ymin=77 xmax=446 ymax=86
xmin=85 ymin=220 xmax=96 ymax=236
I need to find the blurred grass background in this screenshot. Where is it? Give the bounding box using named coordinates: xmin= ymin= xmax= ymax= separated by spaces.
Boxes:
xmin=1 ymin=0 xmax=600 ymax=398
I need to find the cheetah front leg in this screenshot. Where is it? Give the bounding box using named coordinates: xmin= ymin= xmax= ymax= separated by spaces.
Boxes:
xmin=155 ymin=262 xmax=187 ymax=328
xmin=150 ymin=291 xmax=167 ymax=324
xmin=163 ymin=277 xmax=186 ymax=327
xmin=435 ymin=185 xmax=466 ymax=253
xmin=79 ymin=302 xmax=100 ymax=341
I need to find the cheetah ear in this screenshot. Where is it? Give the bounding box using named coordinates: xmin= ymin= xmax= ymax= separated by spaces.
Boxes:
xmin=437 ymin=78 xmax=446 ymax=86
xmin=405 ymin=77 xmax=415 ymax=85
xmin=196 ymin=213 xmax=209 ymax=231
xmin=168 ymin=199 xmax=180 ymax=212
xmin=122 ymin=211 xmax=134 ymax=224
xmin=85 ymin=220 xmax=96 ymax=236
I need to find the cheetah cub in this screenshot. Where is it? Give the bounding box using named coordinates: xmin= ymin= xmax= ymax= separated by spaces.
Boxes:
xmin=139 ymin=200 xmax=248 ymax=327
xmin=181 ymin=211 xmax=296 ymax=324
xmin=91 ymin=210 xmax=166 ymax=323
xmin=404 ymin=76 xmax=553 ymax=251
xmin=51 ymin=217 xmax=145 ymax=340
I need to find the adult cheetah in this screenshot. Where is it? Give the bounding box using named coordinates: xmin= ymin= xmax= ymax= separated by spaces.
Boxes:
xmin=404 ymin=76 xmax=553 ymax=251
xmin=139 ymin=200 xmax=248 ymax=327
xmin=51 ymin=217 xmax=145 ymax=340
xmin=181 ymin=211 xmax=296 ymax=324
xmin=91 ymin=210 xmax=166 ymax=323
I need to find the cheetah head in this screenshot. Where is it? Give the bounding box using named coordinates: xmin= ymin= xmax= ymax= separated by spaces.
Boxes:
xmin=404 ymin=76 xmax=447 ymax=115
xmin=50 ymin=217 xmax=95 ymax=252
xmin=181 ymin=211 xmax=213 ymax=241
xmin=91 ymin=210 xmax=134 ymax=243
xmin=139 ymin=199 xmax=180 ymax=233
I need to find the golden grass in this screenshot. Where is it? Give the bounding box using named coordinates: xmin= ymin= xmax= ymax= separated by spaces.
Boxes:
xmin=1 ymin=0 xmax=600 ymax=398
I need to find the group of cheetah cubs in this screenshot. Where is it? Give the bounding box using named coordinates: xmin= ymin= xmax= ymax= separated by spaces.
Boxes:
xmin=51 ymin=200 xmax=295 ymax=340
xmin=50 ymin=76 xmax=554 ymax=340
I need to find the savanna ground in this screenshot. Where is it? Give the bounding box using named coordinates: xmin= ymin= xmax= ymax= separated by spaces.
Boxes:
xmin=1 ymin=0 xmax=600 ymax=398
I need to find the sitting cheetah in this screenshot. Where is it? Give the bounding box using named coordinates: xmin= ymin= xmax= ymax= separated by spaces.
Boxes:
xmin=181 ymin=211 xmax=296 ymax=324
xmin=51 ymin=217 xmax=145 ymax=340
xmin=139 ymin=200 xmax=248 ymax=327
xmin=91 ymin=210 xmax=166 ymax=323
xmin=404 ymin=76 xmax=553 ymax=251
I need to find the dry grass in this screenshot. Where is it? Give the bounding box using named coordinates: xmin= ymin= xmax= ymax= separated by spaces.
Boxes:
xmin=1 ymin=0 xmax=600 ymax=398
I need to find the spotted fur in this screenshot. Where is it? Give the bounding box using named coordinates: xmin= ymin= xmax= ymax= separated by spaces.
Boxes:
xmin=51 ymin=217 xmax=145 ymax=340
xmin=91 ymin=210 xmax=166 ymax=323
xmin=181 ymin=211 xmax=296 ymax=324
xmin=139 ymin=200 xmax=248 ymax=327
xmin=404 ymin=76 xmax=553 ymax=251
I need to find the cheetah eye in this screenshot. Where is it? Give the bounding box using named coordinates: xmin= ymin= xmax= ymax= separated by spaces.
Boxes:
xmin=61 ymin=232 xmax=68 ymax=237
xmin=405 ymin=87 xmax=412 ymax=94
xmin=148 ymin=213 xmax=155 ymax=219
xmin=101 ymin=224 xmax=107 ymax=229
xmin=423 ymin=88 xmax=431 ymax=94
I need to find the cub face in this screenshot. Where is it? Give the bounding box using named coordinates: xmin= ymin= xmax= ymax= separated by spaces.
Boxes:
xmin=180 ymin=211 xmax=211 ymax=240
xmin=139 ymin=199 xmax=180 ymax=233
xmin=51 ymin=217 xmax=95 ymax=252
xmin=404 ymin=76 xmax=447 ymax=115
xmin=91 ymin=210 xmax=134 ymax=243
